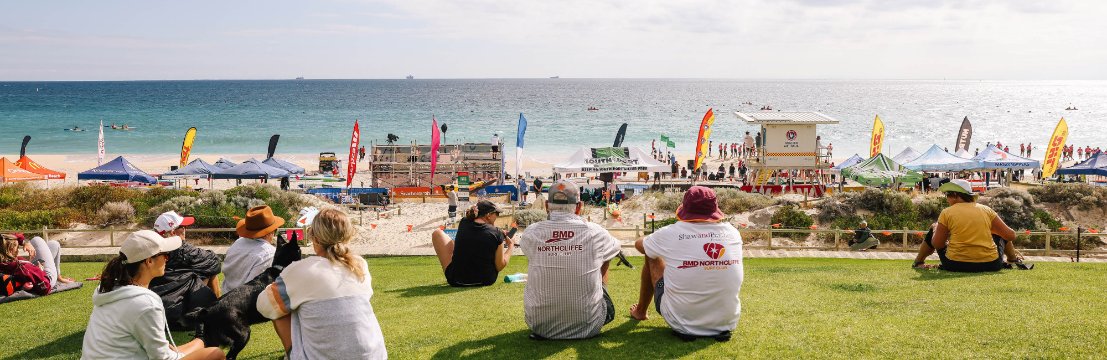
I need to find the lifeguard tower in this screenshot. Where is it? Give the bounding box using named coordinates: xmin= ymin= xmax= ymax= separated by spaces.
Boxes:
xmin=734 ymin=111 xmax=839 ymax=196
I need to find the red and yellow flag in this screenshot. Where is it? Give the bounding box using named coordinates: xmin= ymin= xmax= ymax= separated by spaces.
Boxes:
xmin=693 ymin=108 xmax=716 ymax=171
xmin=869 ymin=115 xmax=885 ymax=157
xmin=1041 ymin=117 xmax=1068 ymax=178
xmin=179 ymin=127 xmax=197 ymax=167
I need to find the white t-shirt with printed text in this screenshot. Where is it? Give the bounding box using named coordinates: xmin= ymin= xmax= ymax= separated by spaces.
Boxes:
xmin=643 ymin=221 xmax=743 ymax=336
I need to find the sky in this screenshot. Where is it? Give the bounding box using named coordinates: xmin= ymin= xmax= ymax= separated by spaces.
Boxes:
xmin=2 ymin=0 xmax=1105 ymax=81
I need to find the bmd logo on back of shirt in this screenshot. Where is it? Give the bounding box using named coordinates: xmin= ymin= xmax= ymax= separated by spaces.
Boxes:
xmin=546 ymin=230 xmax=575 ymax=243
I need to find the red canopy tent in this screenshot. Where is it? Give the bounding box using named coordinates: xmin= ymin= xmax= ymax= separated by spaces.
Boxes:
xmin=1 ymin=157 xmax=47 ymax=183
xmin=15 ymin=155 xmax=65 ymax=180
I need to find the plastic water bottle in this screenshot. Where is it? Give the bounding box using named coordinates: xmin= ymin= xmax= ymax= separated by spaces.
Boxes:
xmin=504 ymin=273 xmax=528 ymax=283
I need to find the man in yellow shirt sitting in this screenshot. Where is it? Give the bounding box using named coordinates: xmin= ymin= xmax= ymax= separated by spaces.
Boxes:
xmin=913 ymin=179 xmax=1032 ymax=272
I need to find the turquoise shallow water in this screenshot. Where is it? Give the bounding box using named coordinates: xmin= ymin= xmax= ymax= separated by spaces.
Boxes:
xmin=0 ymin=79 xmax=1103 ymax=160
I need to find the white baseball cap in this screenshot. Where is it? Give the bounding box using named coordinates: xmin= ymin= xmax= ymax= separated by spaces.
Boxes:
xmin=121 ymin=230 xmax=182 ymax=264
xmin=154 ymin=211 xmax=195 ymax=234
xmin=938 ymin=179 xmax=974 ymax=195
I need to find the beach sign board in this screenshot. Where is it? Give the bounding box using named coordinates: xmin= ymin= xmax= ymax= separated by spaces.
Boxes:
xmin=457 ymin=171 xmax=471 ymax=202
xmin=761 ymin=124 xmax=818 ymax=168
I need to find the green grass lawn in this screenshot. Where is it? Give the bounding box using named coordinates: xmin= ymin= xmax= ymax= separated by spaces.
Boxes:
xmin=2 ymin=257 xmax=1105 ymax=359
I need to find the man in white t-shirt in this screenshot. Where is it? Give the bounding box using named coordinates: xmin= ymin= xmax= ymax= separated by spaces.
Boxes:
xmin=629 ymin=186 xmax=743 ymax=341
xmin=742 ymin=132 xmax=755 ymax=158
xmin=519 ymin=180 xmax=621 ymax=340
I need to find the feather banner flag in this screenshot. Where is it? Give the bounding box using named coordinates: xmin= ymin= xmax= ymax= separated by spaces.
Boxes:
xmin=870 ymin=115 xmax=885 ymax=157
xmin=180 ymin=127 xmax=197 ymax=167
xmin=97 ymin=120 xmax=105 ymax=165
xmin=693 ymin=108 xmax=716 ymax=171
xmin=515 ymin=113 xmax=527 ymax=178
xmin=954 ymin=116 xmax=972 ymax=153
xmin=346 ymin=120 xmax=360 ymax=188
xmin=430 ymin=116 xmax=441 ymax=183
xmin=1041 ymin=117 xmax=1069 ymax=179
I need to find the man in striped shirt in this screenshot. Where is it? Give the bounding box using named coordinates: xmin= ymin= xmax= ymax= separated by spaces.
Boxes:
xmin=519 ymin=180 xmax=620 ymax=340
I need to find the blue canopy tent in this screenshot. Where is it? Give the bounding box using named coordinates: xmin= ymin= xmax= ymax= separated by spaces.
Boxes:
xmin=971 ymin=144 xmax=1040 ymax=169
xmin=212 ymin=158 xmax=291 ymax=179
xmin=262 ymin=157 xmax=306 ymax=175
xmin=1057 ymin=152 xmax=1107 ymax=176
xmin=903 ymin=145 xmax=976 ymax=172
xmin=162 ymin=159 xmax=221 ymax=179
xmin=830 ymin=154 xmax=864 ymax=173
xmin=77 ymin=156 xmax=157 ymax=184
xmin=213 ymin=158 xmax=237 ymax=169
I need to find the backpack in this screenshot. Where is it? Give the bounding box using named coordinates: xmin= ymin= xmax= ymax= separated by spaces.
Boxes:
xmin=0 ymin=260 xmax=51 ymax=296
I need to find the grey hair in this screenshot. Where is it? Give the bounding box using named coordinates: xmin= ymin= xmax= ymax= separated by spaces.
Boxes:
xmin=547 ymin=202 xmax=578 ymax=215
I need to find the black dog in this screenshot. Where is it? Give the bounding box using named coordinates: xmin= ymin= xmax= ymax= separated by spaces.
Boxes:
xmin=186 ymin=233 xmax=302 ymax=360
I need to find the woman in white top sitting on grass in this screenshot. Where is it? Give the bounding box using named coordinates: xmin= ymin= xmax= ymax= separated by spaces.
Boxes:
xmin=81 ymin=230 xmax=224 ymax=360
xmin=257 ymin=208 xmax=387 ymax=359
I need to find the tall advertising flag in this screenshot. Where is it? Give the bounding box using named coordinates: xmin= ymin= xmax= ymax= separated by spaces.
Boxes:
xmin=19 ymin=136 xmax=31 ymax=157
xmin=1041 ymin=118 xmax=1069 ymax=179
xmin=869 ymin=115 xmax=885 ymax=157
xmin=430 ymin=116 xmax=441 ymax=184
xmin=613 ymin=123 xmax=628 ymax=147
xmin=266 ymin=135 xmax=280 ymax=159
xmin=97 ymin=120 xmax=105 ymax=165
xmin=693 ymin=108 xmax=716 ymax=171
xmin=515 ymin=113 xmax=527 ymax=178
xmin=954 ymin=116 xmax=973 ymax=153
xmin=180 ymin=127 xmax=197 ymax=167
xmin=346 ymin=120 xmax=360 ymax=188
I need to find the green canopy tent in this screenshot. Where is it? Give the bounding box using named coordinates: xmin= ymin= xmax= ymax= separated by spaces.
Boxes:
xmin=842 ymin=153 xmax=924 ymax=187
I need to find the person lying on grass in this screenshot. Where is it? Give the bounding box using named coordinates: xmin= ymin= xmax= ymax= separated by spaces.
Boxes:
xmin=81 ymin=230 xmax=224 ymax=360
xmin=913 ymin=179 xmax=1033 ymax=272
xmin=149 ymin=211 xmax=222 ymax=330
xmin=518 ymin=180 xmax=620 ymax=340
xmin=629 ymin=186 xmax=744 ymax=342
xmin=258 ymin=208 xmax=387 ymax=359
xmin=1 ymin=233 xmax=75 ymax=297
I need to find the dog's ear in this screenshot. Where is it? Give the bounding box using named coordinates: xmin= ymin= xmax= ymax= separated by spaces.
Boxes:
xmin=291 ymin=231 xmax=298 ymax=244
xmin=276 ymin=231 xmax=287 ymax=247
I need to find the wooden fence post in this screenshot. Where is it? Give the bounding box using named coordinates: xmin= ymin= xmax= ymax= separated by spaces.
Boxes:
xmin=109 ymin=226 xmax=115 ymax=247
xmin=1044 ymin=231 xmax=1052 ymax=256
xmin=902 ymin=228 xmax=908 ymax=250
xmin=767 ymin=230 xmax=773 ymax=250
xmin=42 ymin=226 xmax=50 ymax=243
xmin=834 ymin=230 xmax=840 ymax=251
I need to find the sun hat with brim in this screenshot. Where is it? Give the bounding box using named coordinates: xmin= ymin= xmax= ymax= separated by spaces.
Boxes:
xmin=121 ymin=230 xmax=182 ymax=264
xmin=676 ymin=186 xmax=725 ymax=222
xmin=237 ymin=205 xmax=286 ymax=238
xmin=937 ymin=179 xmax=974 ymax=195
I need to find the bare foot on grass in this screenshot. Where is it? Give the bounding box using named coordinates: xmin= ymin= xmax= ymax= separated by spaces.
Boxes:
xmin=629 ymin=304 xmax=649 ymax=320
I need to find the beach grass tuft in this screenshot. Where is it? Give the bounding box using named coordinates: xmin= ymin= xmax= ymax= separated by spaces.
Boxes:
xmin=2 ymin=257 xmax=1105 ymax=359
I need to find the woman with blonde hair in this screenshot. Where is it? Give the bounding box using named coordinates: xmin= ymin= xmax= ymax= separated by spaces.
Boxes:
xmin=257 ymin=207 xmax=386 ymax=359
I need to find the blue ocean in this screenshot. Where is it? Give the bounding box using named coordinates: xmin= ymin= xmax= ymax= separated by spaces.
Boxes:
xmin=1 ymin=79 xmax=1103 ymax=160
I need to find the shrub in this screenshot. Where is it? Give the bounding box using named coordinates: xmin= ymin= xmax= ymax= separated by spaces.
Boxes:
xmin=847 ymin=188 xmax=914 ymax=215
xmin=771 ymin=205 xmax=814 ymax=240
xmin=513 ymin=209 xmax=547 ymax=228
xmin=0 ymin=209 xmax=77 ymax=230
xmin=1029 ymin=183 xmax=1107 ymax=210
xmin=979 ymin=188 xmax=1040 ymax=231
xmin=646 ymin=217 xmax=679 ymax=234
xmin=96 ymin=201 xmax=136 ymax=227
xmin=66 ymin=185 xmax=137 ymax=222
xmin=914 ymin=196 xmax=947 ymax=221
xmin=816 ymin=198 xmax=855 ymax=223
xmin=715 ymin=189 xmax=773 ymax=214
xmin=653 ymin=192 xmax=683 ymax=212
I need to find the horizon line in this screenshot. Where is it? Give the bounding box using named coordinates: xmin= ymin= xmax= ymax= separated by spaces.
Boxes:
xmin=3 ymin=77 xmax=1107 ymax=83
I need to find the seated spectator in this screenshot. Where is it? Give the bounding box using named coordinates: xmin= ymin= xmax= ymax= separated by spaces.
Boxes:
xmin=849 ymin=221 xmax=880 ymax=251
xmin=629 ymin=186 xmax=743 ymax=341
xmin=1 ymin=233 xmax=74 ymax=297
xmin=913 ymin=179 xmax=1032 ymax=271
xmin=258 ymin=208 xmax=386 ymax=359
xmin=518 ymin=181 xmax=619 ymax=340
xmin=148 ymin=211 xmax=222 ymax=330
xmin=223 ymin=205 xmax=284 ymax=292
xmin=430 ymin=200 xmax=514 ymax=286
xmin=81 ymin=230 xmax=224 ymax=360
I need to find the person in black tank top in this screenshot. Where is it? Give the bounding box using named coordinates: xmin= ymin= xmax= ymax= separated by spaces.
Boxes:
xmin=430 ymin=200 xmax=514 ymax=286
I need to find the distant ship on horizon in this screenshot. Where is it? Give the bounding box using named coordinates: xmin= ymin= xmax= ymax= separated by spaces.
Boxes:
xmin=295 ymin=76 xmax=305 ymax=80
xmin=406 ymin=75 xmax=414 ymax=80
xmin=550 ymin=76 xmax=559 ymax=79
